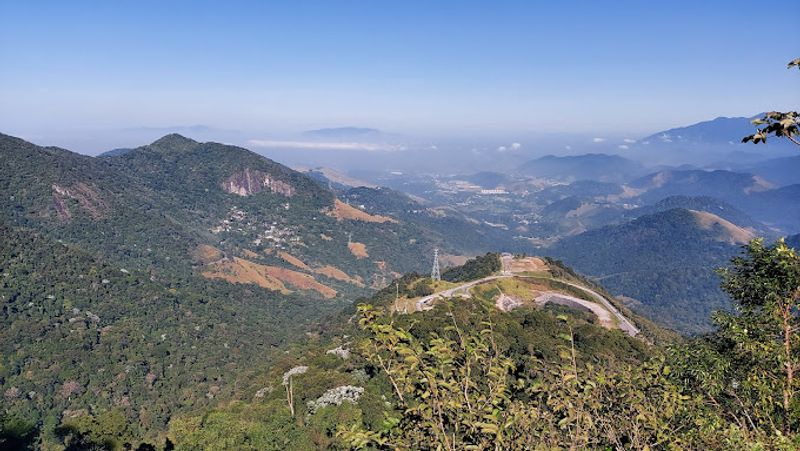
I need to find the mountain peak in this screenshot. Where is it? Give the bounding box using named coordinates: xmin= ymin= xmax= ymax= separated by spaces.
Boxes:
xmin=148 ymin=133 xmax=199 ymax=150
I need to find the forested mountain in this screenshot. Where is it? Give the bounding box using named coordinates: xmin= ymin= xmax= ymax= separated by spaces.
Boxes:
xmin=624 ymin=195 xmax=765 ymax=233
xmin=1 ymin=132 xmax=486 ymax=294
xmin=629 ymin=169 xmax=800 ymax=233
xmin=0 ymin=132 xmax=523 ymax=447
xmin=97 ymin=148 xmax=134 ymax=157
xmin=738 ymin=155 xmax=800 ymax=186
xmin=2 ymin=130 xmax=798 ymax=448
xmin=6 ymin=247 xmax=789 ymax=450
xmin=3 ymin=252 xmax=664 ymax=449
xmin=0 ymin=224 xmax=336 ymax=446
xmin=548 ymin=208 xmax=748 ymax=334
xmin=629 ymin=169 xmax=775 ymax=203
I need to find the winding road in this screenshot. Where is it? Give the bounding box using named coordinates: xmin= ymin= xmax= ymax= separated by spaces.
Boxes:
xmin=414 ymin=255 xmax=640 ymax=337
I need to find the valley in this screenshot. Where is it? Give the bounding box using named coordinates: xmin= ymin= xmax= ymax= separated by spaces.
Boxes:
xmin=2 ymin=123 xmax=798 ymax=448
xmin=311 ymin=149 xmax=800 ymax=334
xmin=2 ymin=3 xmax=799 ymax=448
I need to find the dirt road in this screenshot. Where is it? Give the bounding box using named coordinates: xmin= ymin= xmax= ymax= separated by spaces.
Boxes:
xmin=415 ymin=254 xmax=640 ymax=337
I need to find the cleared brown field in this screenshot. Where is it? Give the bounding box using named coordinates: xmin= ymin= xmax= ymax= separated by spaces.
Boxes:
xmin=506 ymin=256 xmax=548 ymax=273
xmin=316 ymin=265 xmax=365 ymax=287
xmin=279 ymin=251 xmax=312 ymax=271
xmin=329 ymin=199 xmax=396 ymax=223
xmin=348 ymin=241 xmax=369 ymax=258
xmin=690 ymin=210 xmax=755 ymax=244
xmin=202 ymin=257 xmax=337 ymax=298
xmin=201 ymin=257 xmax=289 ymax=293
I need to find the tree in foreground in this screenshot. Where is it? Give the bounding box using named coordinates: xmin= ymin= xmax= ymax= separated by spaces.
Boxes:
xmin=340 ymin=239 xmax=800 ymax=449
xmin=714 ymin=239 xmax=800 ymax=435
xmin=742 ymin=58 xmax=799 ymax=146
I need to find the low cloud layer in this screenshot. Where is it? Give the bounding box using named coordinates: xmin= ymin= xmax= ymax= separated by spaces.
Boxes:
xmin=248 ymin=140 xmax=403 ymax=151
xmin=497 ymin=142 xmax=522 ymax=152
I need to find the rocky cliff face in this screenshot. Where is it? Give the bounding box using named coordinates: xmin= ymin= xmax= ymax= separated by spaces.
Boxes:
xmin=221 ymin=169 xmax=295 ymax=197
xmin=52 ymin=182 xmax=108 ymax=220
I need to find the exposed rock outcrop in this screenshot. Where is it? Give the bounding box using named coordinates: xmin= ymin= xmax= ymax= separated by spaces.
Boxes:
xmin=221 ymin=168 xmax=295 ymax=197
xmin=52 ymin=182 xmax=108 ymax=221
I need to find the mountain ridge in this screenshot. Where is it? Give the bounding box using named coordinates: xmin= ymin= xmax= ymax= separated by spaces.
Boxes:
xmin=548 ymin=207 xmax=743 ymax=333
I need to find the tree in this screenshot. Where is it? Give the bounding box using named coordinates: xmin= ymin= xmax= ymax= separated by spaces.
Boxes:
xmin=714 ymin=239 xmax=800 ymax=435
xmin=340 ymin=303 xmax=700 ymax=449
xmin=338 ymin=303 xmax=516 ymax=450
xmin=283 ymin=366 xmax=309 ymax=417
xmin=742 ymin=58 xmax=799 ymax=146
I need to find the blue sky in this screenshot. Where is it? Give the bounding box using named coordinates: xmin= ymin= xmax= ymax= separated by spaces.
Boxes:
xmin=1 ymin=0 xmax=798 ymax=151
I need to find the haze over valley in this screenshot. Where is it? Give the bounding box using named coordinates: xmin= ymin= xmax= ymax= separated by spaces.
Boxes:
xmin=1 ymin=1 xmax=799 ymax=449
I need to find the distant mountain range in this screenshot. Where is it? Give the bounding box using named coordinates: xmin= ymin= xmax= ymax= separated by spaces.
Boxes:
xmin=629 ymin=115 xmax=797 ymax=165
xmin=625 ymin=196 xmax=764 ymax=233
xmin=302 ymin=127 xmax=382 ymax=139
xmin=736 ymin=155 xmax=800 ymax=186
xmin=640 ymin=115 xmax=763 ymax=145
xmin=629 ymin=169 xmax=800 ymax=233
xmin=518 ymin=153 xmax=647 ymax=183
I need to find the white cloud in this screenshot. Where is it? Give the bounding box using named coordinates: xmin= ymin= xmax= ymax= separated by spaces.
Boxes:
xmin=623 ymin=138 xmax=636 ymax=143
xmin=592 ymin=137 xmax=606 ymax=143
xmin=248 ymin=140 xmax=401 ymax=151
xmin=565 ymin=145 xmax=572 ymax=150
xmin=497 ymin=142 xmax=521 ymax=152
xmin=618 ymin=144 xmax=629 ymax=150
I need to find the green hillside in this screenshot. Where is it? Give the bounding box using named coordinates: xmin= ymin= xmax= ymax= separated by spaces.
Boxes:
xmin=549 ymin=208 xmax=743 ymax=334
xmin=0 ymin=132 xmax=498 ymax=447
xmin=0 ymin=224 xmax=340 ymax=446
xmin=137 ymin=255 xmax=658 ymax=449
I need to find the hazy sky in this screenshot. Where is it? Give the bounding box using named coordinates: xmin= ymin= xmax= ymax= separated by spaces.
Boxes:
xmin=1 ymin=0 xmax=798 ymax=150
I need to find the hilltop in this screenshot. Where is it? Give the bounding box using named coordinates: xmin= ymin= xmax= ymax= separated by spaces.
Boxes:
xmin=548 ymin=208 xmax=748 ymax=333
xmin=156 ymin=253 xmax=669 ymax=449
xmin=0 ymin=132 xmax=525 ymax=447
xmin=381 ymin=253 xmax=643 ymax=338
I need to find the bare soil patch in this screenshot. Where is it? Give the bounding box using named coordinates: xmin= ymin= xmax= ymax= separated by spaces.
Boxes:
xmin=316 ymin=265 xmax=365 ymax=287
xmin=202 ymin=257 xmax=336 ymax=298
xmin=348 ymin=241 xmax=369 ymax=258
xmin=329 ymin=199 xmax=396 ymax=223
xmin=279 ymin=251 xmax=312 ymax=271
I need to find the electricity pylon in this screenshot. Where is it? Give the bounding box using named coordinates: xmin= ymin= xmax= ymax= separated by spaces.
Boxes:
xmin=431 ymin=248 xmax=441 ymax=281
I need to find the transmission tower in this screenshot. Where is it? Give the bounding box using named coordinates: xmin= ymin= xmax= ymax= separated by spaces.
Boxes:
xmin=431 ymin=248 xmax=441 ymax=281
